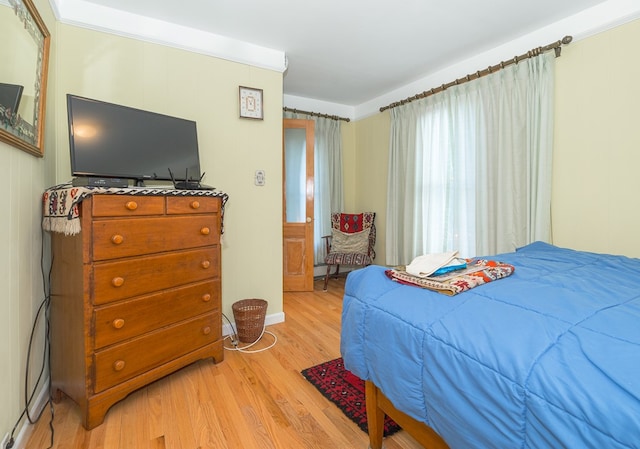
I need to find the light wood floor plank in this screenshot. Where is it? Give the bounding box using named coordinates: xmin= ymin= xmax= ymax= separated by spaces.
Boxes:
xmin=25 ymin=277 xmax=423 ymax=448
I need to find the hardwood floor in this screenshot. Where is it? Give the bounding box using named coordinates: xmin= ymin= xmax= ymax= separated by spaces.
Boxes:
xmin=25 ymin=277 xmax=423 ymax=449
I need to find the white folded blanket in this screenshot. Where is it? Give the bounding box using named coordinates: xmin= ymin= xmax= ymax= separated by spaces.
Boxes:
xmin=405 ymin=251 xmax=459 ymax=277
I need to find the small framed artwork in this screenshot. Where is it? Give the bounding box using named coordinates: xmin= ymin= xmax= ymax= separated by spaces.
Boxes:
xmin=239 ymin=86 xmax=263 ymax=120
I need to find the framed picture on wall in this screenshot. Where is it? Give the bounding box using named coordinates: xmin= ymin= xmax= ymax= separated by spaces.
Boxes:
xmin=239 ymin=86 xmax=263 ymax=120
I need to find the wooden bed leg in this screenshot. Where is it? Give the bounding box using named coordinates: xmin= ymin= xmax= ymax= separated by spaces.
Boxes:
xmin=365 ymin=380 xmax=385 ymax=449
xmin=365 ymin=379 xmax=451 ymax=449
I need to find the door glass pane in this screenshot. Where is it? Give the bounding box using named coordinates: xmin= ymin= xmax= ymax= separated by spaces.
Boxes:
xmin=284 ymin=128 xmax=306 ymax=223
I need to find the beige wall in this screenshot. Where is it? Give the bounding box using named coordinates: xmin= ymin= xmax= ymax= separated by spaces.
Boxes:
xmin=351 ymin=18 xmax=640 ymax=264
xmin=341 ymin=120 xmax=357 ymax=210
xmin=0 ymin=143 xmax=50 ymax=445
xmin=2 ymin=4 xmax=284 ymax=444
xmin=352 ymin=112 xmax=390 ymax=265
xmin=552 ymin=18 xmax=640 ymax=257
xmin=51 ymin=24 xmax=284 ymax=317
xmin=0 ymin=0 xmax=57 ymax=443
xmin=340 ymin=114 xmax=390 ymax=265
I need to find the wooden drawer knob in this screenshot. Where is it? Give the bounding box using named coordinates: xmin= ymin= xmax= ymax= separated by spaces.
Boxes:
xmin=202 ymin=326 xmax=211 ymax=335
xmin=112 ymin=318 xmax=125 ymax=329
xmin=202 ymin=293 xmax=211 ymax=302
xmin=111 ymin=277 xmax=125 ymax=287
xmin=113 ymin=360 xmax=126 ymax=371
xmin=111 ymin=234 xmax=124 ymax=245
xmin=200 ymin=227 xmax=210 ymax=235
xmin=201 ymin=260 xmax=210 ymax=269
xmin=190 ymin=200 xmax=200 ymax=209
xmin=125 ymin=201 xmax=138 ymax=211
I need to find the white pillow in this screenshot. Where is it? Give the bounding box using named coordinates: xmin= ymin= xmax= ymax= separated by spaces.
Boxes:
xmin=330 ymin=228 xmax=370 ymax=254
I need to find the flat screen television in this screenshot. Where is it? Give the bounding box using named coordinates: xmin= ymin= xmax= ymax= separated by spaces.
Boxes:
xmin=0 ymin=82 xmax=24 ymax=115
xmin=67 ymin=94 xmax=202 ymax=185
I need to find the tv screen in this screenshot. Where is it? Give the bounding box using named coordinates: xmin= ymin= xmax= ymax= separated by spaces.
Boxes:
xmin=0 ymin=83 xmax=24 ymax=115
xmin=67 ymin=94 xmax=201 ymax=184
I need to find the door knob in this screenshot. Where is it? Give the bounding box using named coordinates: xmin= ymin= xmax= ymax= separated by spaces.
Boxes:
xmin=306 ymin=217 xmax=312 ymax=223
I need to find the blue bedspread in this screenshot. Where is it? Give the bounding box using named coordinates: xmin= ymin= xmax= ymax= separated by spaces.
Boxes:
xmin=341 ymin=242 xmax=640 ymax=448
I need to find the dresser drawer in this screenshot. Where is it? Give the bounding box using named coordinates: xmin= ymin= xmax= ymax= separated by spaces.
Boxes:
xmin=167 ymin=196 xmax=219 ymax=214
xmin=92 ymin=195 xmax=165 ymax=217
xmin=93 ymin=280 xmax=219 ymax=349
xmin=93 ymin=313 xmax=219 ymax=393
xmin=92 ymin=247 xmax=219 ymax=305
xmin=92 ymin=215 xmax=219 ymax=261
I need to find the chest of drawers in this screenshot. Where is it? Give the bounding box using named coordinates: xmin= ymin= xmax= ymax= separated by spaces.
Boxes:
xmin=50 ymin=193 xmax=224 ymax=429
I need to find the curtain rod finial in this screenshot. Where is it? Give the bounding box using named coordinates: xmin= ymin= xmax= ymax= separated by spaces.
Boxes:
xmin=562 ymin=35 xmax=573 ymax=45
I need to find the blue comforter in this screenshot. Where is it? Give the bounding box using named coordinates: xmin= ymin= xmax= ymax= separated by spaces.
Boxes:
xmin=341 ymin=242 xmax=640 ymax=448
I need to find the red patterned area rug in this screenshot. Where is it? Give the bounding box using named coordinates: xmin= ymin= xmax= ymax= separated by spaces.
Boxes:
xmin=301 ymin=357 xmax=401 ymax=437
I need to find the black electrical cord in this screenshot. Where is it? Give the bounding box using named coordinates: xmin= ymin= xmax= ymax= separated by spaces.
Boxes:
xmin=5 ymin=227 xmax=55 ymax=449
xmin=222 ymin=312 xmax=238 ymax=346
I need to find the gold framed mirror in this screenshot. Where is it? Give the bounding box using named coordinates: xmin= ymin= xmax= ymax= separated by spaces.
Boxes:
xmin=0 ymin=0 xmax=50 ymax=157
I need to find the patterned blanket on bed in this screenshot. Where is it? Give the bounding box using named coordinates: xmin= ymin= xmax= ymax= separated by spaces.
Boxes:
xmin=385 ymin=259 xmax=515 ymax=295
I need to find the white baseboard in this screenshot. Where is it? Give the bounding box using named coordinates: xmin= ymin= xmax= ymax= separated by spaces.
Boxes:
xmin=9 ymin=379 xmax=50 ymax=449
xmin=223 ymin=311 xmax=285 ymax=337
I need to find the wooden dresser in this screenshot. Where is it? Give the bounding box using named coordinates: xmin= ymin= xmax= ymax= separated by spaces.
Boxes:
xmin=49 ymin=193 xmax=224 ymax=429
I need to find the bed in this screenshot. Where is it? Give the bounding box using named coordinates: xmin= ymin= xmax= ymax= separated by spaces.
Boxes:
xmin=340 ymin=242 xmax=640 ymax=449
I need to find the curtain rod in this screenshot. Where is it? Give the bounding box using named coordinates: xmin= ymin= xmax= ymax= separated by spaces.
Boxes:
xmin=283 ymin=107 xmax=351 ymax=122
xmin=380 ymin=35 xmax=573 ymax=113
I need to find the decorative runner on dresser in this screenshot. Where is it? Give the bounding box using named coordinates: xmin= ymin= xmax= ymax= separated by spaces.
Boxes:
xmin=301 ymin=357 xmax=401 ymax=437
xmin=42 ymin=182 xmax=229 ymax=236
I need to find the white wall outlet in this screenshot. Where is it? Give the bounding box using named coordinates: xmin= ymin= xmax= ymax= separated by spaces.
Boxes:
xmin=255 ymin=170 xmax=265 ymax=186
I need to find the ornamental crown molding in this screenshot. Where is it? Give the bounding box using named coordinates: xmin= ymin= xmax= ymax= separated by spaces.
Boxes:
xmin=48 ymin=0 xmax=287 ymax=73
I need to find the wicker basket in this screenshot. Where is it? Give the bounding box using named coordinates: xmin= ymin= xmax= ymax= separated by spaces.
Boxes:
xmin=232 ymin=298 xmax=268 ymax=343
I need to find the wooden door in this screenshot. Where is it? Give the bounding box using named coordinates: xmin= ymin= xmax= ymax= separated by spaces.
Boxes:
xmin=283 ymin=119 xmax=314 ymax=291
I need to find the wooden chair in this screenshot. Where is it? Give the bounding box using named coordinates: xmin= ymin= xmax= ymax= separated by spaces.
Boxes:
xmin=322 ymin=212 xmax=376 ymax=291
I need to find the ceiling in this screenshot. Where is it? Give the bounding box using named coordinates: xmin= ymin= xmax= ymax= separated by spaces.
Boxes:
xmin=53 ymin=0 xmax=632 ymax=107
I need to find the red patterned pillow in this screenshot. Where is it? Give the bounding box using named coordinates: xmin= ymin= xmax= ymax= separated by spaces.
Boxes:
xmin=339 ymin=213 xmax=364 ymax=233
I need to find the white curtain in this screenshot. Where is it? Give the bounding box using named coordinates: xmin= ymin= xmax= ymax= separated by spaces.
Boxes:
xmin=386 ymin=52 xmax=555 ymax=265
xmin=284 ymin=112 xmax=344 ymax=264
